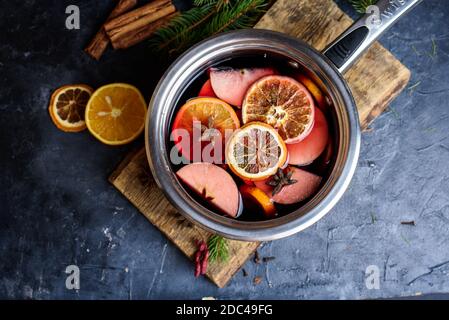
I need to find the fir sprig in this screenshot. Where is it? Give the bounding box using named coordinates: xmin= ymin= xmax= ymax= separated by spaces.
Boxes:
xmin=347 ymin=0 xmax=378 ymax=14
xmin=193 ymin=0 xmax=218 ymax=6
xmin=208 ymin=234 xmax=229 ymax=263
xmin=149 ymin=4 xmax=216 ymax=55
xmin=193 ymin=0 xmax=230 ymax=10
xmin=205 ymin=0 xmax=267 ymax=35
xmin=149 ymin=0 xmax=269 ymax=56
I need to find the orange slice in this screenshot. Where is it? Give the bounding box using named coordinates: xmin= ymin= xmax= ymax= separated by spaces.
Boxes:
xmin=85 ymin=83 xmax=147 ymax=145
xmin=240 ymin=185 xmax=276 ymax=218
xmin=48 ymin=84 xmax=93 ymax=132
xmin=172 ymin=97 xmax=240 ymax=162
xmin=296 ymin=74 xmax=327 ymax=109
xmin=225 ymin=122 xmax=287 ymax=181
xmin=242 ymin=75 xmax=315 ymax=144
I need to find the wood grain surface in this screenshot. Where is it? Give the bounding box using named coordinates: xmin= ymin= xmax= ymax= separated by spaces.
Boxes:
xmin=109 ymin=149 xmax=260 ymax=288
xmin=110 ymin=0 xmax=411 ymax=287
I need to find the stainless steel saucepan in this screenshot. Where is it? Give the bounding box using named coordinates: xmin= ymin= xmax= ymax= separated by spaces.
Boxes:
xmin=146 ymin=0 xmax=422 ymax=241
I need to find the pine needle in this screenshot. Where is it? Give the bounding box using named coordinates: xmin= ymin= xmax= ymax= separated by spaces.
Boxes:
xmin=194 ymin=0 xmax=230 ymax=10
xmin=411 ymin=45 xmax=421 ymax=56
xmin=407 ymin=80 xmax=421 ymax=92
xmin=148 ymin=4 xmax=217 ymax=55
xmin=347 ymin=0 xmax=378 ymax=14
xmin=149 ymin=0 xmax=269 ymax=56
xmin=205 ymin=0 xmax=268 ymax=36
xmin=430 ymin=38 xmax=437 ymax=58
xmin=193 ymin=0 xmax=215 ymax=5
xmin=208 ymin=234 xmax=229 ymax=263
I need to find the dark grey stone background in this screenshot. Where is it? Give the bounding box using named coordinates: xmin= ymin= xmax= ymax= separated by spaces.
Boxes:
xmin=0 ymin=0 xmax=448 ymax=299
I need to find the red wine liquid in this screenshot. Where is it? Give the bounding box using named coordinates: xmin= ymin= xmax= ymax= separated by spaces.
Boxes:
xmin=168 ymin=53 xmax=338 ymax=221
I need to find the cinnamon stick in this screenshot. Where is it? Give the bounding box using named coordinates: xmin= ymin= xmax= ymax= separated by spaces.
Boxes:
xmin=84 ymin=0 xmax=138 ymax=60
xmin=105 ymin=0 xmax=176 ymax=44
xmin=111 ymin=12 xmax=179 ymax=49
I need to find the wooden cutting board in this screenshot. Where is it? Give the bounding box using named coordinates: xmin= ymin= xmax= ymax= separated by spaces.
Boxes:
xmin=109 ymin=0 xmax=411 ymax=288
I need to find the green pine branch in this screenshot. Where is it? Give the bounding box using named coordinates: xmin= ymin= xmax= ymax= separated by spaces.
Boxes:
xmin=208 ymin=234 xmax=229 ymax=263
xmin=193 ymin=0 xmax=218 ymax=6
xmin=149 ymin=0 xmax=269 ymax=56
xmin=205 ymin=0 xmax=267 ymax=36
xmin=347 ymin=0 xmax=378 ymax=14
xmin=193 ymin=0 xmax=231 ymax=10
xmin=148 ymin=3 xmax=216 ymax=55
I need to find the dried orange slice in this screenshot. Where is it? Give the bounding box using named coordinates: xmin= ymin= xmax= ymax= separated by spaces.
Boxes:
xmin=242 ymin=75 xmax=315 ymax=144
xmin=48 ymin=84 xmax=93 ymax=132
xmin=240 ymin=185 xmax=276 ymax=218
xmin=85 ymin=83 xmax=146 ymax=145
xmin=225 ymin=122 xmax=287 ymax=181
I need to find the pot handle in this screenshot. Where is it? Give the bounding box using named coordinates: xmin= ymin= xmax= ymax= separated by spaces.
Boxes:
xmin=323 ymin=0 xmax=422 ymax=74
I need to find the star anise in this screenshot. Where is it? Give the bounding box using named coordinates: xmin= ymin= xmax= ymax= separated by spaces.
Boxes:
xmin=201 ymin=187 xmax=214 ymax=201
xmin=266 ymin=168 xmax=298 ymax=196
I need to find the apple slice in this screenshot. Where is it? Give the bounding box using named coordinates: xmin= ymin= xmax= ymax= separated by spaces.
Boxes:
xmin=198 ymin=79 xmax=216 ymax=97
xmin=210 ymin=67 xmax=276 ymax=107
xmin=176 ymin=163 xmax=239 ymax=217
xmin=254 ymin=167 xmax=321 ymax=205
xmin=287 ymin=107 xmax=329 ymax=166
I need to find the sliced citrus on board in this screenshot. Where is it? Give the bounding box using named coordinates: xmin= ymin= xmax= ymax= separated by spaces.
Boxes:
xmin=240 ymin=185 xmax=276 ymax=218
xmin=172 ymin=97 xmax=240 ymax=162
xmin=48 ymin=84 xmax=93 ymax=132
xmin=85 ymin=83 xmax=146 ymax=145
xmin=225 ymin=122 xmax=287 ymax=181
xmin=242 ymin=75 xmax=315 ymax=144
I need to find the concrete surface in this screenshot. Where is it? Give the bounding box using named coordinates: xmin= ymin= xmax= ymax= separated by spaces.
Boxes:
xmin=0 ymin=0 xmax=448 ymax=299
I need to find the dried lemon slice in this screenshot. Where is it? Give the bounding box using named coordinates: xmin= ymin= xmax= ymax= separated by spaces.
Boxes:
xmin=226 ymin=122 xmax=287 ymax=181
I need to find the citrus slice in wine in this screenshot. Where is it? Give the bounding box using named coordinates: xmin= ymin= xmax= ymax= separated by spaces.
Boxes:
xmin=296 ymin=74 xmax=327 ymax=109
xmin=225 ymin=122 xmax=287 ymax=181
xmin=242 ymin=75 xmax=315 ymax=144
xmin=172 ymin=97 xmax=240 ymax=162
xmin=240 ymin=185 xmax=276 ymax=218
xmin=198 ymin=79 xmax=216 ymax=98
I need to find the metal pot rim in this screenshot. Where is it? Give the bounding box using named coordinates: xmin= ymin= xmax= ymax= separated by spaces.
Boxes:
xmin=145 ymin=29 xmax=361 ymax=241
